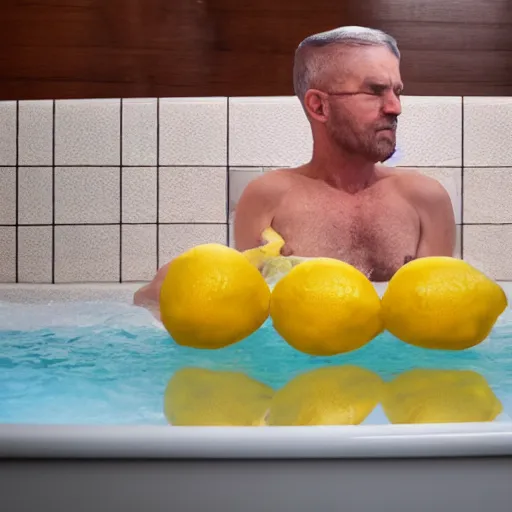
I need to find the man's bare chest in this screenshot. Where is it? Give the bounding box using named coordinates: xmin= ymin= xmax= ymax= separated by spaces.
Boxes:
xmin=272 ymin=189 xmax=420 ymax=280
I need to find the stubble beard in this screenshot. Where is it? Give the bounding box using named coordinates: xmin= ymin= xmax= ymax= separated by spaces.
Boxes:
xmin=328 ymin=115 xmax=397 ymax=163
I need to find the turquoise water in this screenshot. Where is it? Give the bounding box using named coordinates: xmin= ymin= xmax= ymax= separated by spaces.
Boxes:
xmin=1 ymin=299 xmax=512 ymax=425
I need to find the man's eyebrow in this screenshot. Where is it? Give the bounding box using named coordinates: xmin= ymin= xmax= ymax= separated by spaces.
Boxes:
xmin=362 ymin=78 xmax=404 ymax=91
xmin=362 ymin=78 xmax=388 ymax=87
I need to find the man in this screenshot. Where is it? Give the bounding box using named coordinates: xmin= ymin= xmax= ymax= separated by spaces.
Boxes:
xmin=134 ymin=26 xmax=455 ymax=316
xmin=235 ymin=25 xmax=455 ymax=281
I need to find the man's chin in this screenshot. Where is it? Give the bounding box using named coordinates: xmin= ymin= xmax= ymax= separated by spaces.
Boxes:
xmin=380 ymin=149 xmax=397 ymax=163
xmin=376 ymin=141 xmax=397 ymax=163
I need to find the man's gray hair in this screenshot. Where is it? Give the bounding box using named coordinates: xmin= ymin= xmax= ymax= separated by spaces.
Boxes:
xmin=293 ymin=26 xmax=400 ymax=103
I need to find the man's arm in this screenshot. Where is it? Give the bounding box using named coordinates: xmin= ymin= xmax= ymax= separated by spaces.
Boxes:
xmin=233 ymin=171 xmax=290 ymax=251
xmin=133 ymin=261 xmax=172 ymax=318
xmin=406 ymin=175 xmax=457 ymax=258
xmin=134 ymin=171 xmax=289 ymax=313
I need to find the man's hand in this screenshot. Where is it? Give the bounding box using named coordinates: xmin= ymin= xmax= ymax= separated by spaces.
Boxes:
xmin=133 ymin=261 xmax=172 ymax=320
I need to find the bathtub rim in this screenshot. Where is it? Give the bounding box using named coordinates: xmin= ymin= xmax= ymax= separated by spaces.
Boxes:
xmin=1 ymin=422 xmax=512 ymax=459
xmin=1 ymin=280 xmax=512 ymax=303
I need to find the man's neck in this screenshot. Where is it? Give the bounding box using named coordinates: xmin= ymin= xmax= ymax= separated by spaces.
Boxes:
xmin=307 ymin=142 xmax=378 ymax=193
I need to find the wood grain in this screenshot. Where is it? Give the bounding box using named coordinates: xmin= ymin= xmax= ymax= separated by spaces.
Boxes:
xmin=1 ymin=0 xmax=511 ymax=100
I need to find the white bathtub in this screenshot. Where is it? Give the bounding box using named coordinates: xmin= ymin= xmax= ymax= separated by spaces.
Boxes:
xmin=1 ymin=283 xmax=512 ymax=512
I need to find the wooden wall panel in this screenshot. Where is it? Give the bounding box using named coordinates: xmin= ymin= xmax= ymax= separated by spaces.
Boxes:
xmin=1 ymin=0 xmax=512 ymax=100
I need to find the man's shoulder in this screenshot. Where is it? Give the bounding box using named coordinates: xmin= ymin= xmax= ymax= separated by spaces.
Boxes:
xmin=386 ymin=167 xmax=451 ymax=206
xmin=258 ymin=166 xmax=302 ymax=182
xmin=241 ymin=167 xmax=299 ymax=199
xmin=233 ymin=167 xmax=302 ymax=245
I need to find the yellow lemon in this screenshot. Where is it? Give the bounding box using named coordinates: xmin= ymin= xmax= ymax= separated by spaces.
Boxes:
xmin=243 ymin=226 xmax=307 ymax=282
xmin=269 ymin=258 xmax=383 ymax=355
xmin=381 ymin=257 xmax=508 ymax=350
xmin=381 ymin=369 xmax=502 ymax=424
xmin=261 ymin=256 xmax=310 ymax=283
xmin=159 ymin=243 xmax=270 ymax=349
xmin=266 ymin=366 xmax=383 ymax=426
xmin=242 ymin=227 xmax=286 ymax=269
xmin=164 ymin=368 xmax=273 ymax=426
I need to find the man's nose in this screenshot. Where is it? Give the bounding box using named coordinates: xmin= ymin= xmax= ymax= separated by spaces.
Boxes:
xmin=382 ymin=92 xmax=402 ymax=116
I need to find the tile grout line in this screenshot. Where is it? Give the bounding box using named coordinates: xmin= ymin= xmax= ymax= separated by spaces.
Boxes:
xmin=1 ymin=222 xmax=230 ymax=227
xmin=52 ymin=100 xmax=56 ymax=284
xmin=14 ymin=164 xmax=242 ymax=168
xmin=226 ymin=96 xmax=230 ymax=246
xmin=11 ymin=221 xmax=512 ymax=228
xmin=119 ymin=98 xmax=123 ymax=283
xmin=15 ymin=101 xmax=19 ymax=283
xmin=13 ymin=164 xmax=512 ymax=169
xmin=156 ymin=97 xmax=160 ymax=271
xmin=460 ymin=96 xmax=464 ymax=260
xmin=461 ymin=223 xmax=512 ymax=226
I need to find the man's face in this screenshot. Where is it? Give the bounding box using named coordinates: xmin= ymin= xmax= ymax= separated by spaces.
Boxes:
xmin=323 ymin=46 xmax=403 ymax=163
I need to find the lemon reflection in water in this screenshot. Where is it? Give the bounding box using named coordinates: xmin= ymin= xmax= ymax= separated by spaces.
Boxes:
xmin=381 ymin=368 xmax=503 ymax=424
xmin=163 ymin=367 xmax=274 ymax=426
xmin=266 ymin=365 xmax=384 ymax=426
xmin=163 ymin=366 xmax=503 ymax=426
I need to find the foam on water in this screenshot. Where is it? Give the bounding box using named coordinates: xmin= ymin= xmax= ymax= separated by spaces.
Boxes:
xmin=1 ymin=298 xmax=512 ymax=425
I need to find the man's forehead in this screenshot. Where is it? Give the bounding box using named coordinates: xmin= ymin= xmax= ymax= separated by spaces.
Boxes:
xmin=327 ymin=45 xmax=401 ymax=84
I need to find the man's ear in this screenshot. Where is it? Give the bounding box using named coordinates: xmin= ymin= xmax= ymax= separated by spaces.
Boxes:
xmin=303 ymin=89 xmax=329 ymax=123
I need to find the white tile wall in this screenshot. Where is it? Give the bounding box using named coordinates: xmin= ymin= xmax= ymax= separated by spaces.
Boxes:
xmin=18 ymin=100 xmax=53 ymax=166
xmin=159 ymin=167 xmax=227 ymax=223
xmin=159 ymin=98 xmax=227 ymax=166
xmin=396 ymin=96 xmax=462 ymax=167
xmin=228 ymin=167 xmax=264 ymax=219
xmin=464 ymin=97 xmax=512 ymax=167
xmin=0 ymin=102 xmax=16 ymax=166
xmin=18 ymin=167 xmax=53 ymax=224
xmin=122 ymin=224 xmax=157 ymax=281
xmin=1 ymin=95 xmax=511 ymax=282
xmin=55 ymin=225 xmax=119 ymax=282
xmin=0 ymin=168 xmax=16 ymax=225
xmin=455 ymin=225 xmax=462 ymax=259
xmin=0 ymin=227 xmax=16 ymax=282
xmin=122 ymin=167 xmax=157 ymax=223
xmin=54 ymin=167 xmax=119 ymax=224
xmin=463 ymin=225 xmax=512 ymax=281
xmin=55 ymin=99 xmax=120 ymax=166
xmin=229 ymin=97 xmax=312 ymax=167
xmin=122 ymin=99 xmax=157 ymax=166
xmin=18 ymin=226 xmax=52 ymax=283
xmin=464 ymin=168 xmax=512 ymax=223
xmin=159 ymin=224 xmax=227 ymax=266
